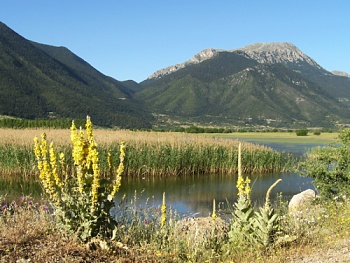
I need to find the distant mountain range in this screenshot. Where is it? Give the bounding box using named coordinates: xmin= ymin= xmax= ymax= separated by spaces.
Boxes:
xmin=1 ymin=21 xmax=350 ymax=128
xmin=138 ymin=42 xmax=350 ymax=127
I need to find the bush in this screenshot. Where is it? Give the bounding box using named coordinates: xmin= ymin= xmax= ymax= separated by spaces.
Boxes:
xmin=296 ymin=129 xmax=308 ymax=136
xmin=299 ymin=128 xmax=350 ymax=199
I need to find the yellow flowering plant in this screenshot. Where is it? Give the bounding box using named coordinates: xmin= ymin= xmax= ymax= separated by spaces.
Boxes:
xmin=34 ymin=116 xmax=125 ymax=242
xmin=161 ymin=192 xmax=167 ymax=228
xmin=228 ymin=143 xmax=283 ymax=248
xmin=228 ymin=143 xmax=256 ymax=246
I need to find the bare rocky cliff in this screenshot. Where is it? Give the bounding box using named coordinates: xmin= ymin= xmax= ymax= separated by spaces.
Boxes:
xmin=147 ymin=48 xmax=220 ymax=80
xmin=332 ymin=70 xmax=350 ymax=78
xmin=236 ymin=42 xmax=323 ymax=70
xmin=147 ymin=42 xmax=326 ymax=80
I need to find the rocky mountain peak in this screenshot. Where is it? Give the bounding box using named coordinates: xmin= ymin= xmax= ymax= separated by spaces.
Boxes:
xmin=147 ymin=48 xmax=220 ymax=80
xmin=147 ymin=42 xmax=325 ymax=80
xmin=236 ymin=42 xmax=323 ymax=70
xmin=332 ymin=70 xmax=350 ymax=78
xmin=188 ymin=48 xmax=220 ymax=63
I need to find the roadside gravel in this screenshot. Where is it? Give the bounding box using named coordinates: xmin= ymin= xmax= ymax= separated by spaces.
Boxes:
xmin=288 ymin=238 xmax=350 ymax=263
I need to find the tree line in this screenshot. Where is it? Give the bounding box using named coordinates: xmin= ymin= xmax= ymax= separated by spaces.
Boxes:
xmin=0 ymin=118 xmax=86 ymax=129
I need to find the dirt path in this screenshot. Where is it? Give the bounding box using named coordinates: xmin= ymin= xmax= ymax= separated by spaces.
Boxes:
xmin=288 ymin=239 xmax=350 ymax=263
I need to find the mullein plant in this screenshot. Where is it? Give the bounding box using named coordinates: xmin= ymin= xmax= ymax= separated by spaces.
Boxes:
xmin=161 ymin=192 xmax=167 ymax=228
xmin=228 ymin=142 xmax=283 ymax=248
xmin=212 ymin=199 xmax=217 ymax=220
xmin=253 ymin=179 xmax=282 ymax=247
xmin=34 ymin=116 xmax=125 ymax=242
xmin=228 ymin=143 xmax=255 ymax=245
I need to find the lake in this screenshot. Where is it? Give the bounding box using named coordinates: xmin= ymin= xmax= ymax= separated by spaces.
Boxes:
xmin=116 ymin=140 xmax=320 ymax=217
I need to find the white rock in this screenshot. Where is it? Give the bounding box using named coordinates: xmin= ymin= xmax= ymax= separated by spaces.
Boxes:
xmin=288 ymin=189 xmax=316 ymax=212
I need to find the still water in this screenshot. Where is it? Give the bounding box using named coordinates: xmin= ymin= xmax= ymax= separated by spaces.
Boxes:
xmin=116 ymin=141 xmax=320 ymax=217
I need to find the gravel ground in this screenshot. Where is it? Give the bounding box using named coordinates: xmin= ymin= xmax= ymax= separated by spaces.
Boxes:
xmin=288 ymin=239 xmax=350 ymax=263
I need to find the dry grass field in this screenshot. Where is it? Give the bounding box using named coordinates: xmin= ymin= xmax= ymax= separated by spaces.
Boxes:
xmin=1 ymin=128 xmax=350 ymax=262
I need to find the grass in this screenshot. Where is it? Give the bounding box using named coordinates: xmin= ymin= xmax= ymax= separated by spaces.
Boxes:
xmin=1 ymin=194 xmax=350 ymax=262
xmin=0 ymin=129 xmax=294 ymax=186
xmin=0 ymin=127 xmax=348 ymax=262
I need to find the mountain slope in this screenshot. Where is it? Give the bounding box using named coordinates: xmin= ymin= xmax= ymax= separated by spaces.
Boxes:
xmin=237 ymin=42 xmax=350 ymax=102
xmin=0 ymin=22 xmax=152 ymax=128
xmin=138 ymin=44 xmax=350 ymax=127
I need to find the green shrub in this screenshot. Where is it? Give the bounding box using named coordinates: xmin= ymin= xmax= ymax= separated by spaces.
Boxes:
xmin=296 ymin=129 xmax=308 ymax=136
xmin=299 ymin=128 xmax=350 ymax=199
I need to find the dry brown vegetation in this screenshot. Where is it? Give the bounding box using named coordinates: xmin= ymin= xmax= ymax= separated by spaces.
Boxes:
xmin=1 ymin=128 xmax=349 ymax=262
xmin=1 ymin=196 xmax=350 ymax=262
xmin=0 ymin=128 xmax=291 ymax=183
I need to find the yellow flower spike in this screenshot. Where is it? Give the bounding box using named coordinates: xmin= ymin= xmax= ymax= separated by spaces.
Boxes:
xmin=236 ymin=143 xmax=245 ymax=197
xmin=34 ymin=136 xmax=44 ymax=174
xmin=236 ymin=174 xmax=245 ymax=197
xmin=212 ymin=199 xmax=217 ymax=220
xmin=235 ymin=143 xmax=251 ymax=202
xmin=110 ymin=142 xmax=125 ymax=197
xmin=161 ymin=192 xmax=167 ymax=227
xmin=84 ymin=118 xmax=100 ymax=212
xmin=70 ymin=120 xmax=77 ymax=142
xmin=244 ymin=177 xmax=251 ymax=196
xmin=40 ymin=133 xmax=48 ymax=161
xmin=70 ymin=120 xmax=87 ymax=192
xmin=33 ymin=136 xmax=41 ymax=160
xmin=107 ymin=150 xmax=113 ymax=172
xmin=59 ymin=152 xmax=67 ymax=180
xmin=90 ymin=147 xmax=100 ymax=207
xmin=85 ymin=116 xmax=93 ymax=142
xmin=49 ymin=142 xmax=62 ymax=188
xmin=39 ymin=133 xmax=53 ymax=194
xmin=71 ymin=121 xmax=86 ymax=167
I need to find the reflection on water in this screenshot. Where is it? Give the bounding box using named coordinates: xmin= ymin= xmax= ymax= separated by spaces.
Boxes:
xmin=116 ymin=141 xmax=321 ymax=217
xmin=116 ymin=171 xmax=314 ymax=217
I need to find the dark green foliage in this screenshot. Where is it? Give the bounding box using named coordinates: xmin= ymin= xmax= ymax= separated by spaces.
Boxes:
xmin=0 ymin=22 xmax=152 ymax=129
xmin=184 ymin=126 xmax=229 ymax=134
xmin=185 ymin=126 xmax=205 ymax=133
xmin=0 ymin=118 xmax=85 ymax=129
xmin=299 ymin=128 xmax=350 ymax=199
xmin=296 ymin=129 xmax=308 ymax=136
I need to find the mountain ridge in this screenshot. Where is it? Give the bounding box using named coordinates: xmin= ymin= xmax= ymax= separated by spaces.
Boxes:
xmin=138 ymin=43 xmax=350 ymax=127
xmin=147 ymin=42 xmax=334 ymax=80
xmin=1 ymin=20 xmax=350 ymax=128
xmin=0 ymin=21 xmax=152 ymax=128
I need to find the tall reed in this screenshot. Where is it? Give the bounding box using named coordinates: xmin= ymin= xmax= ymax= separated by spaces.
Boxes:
xmin=0 ymin=129 xmax=294 ymax=181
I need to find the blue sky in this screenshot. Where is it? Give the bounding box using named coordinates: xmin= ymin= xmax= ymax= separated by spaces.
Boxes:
xmin=2 ymin=1 xmax=350 ymax=82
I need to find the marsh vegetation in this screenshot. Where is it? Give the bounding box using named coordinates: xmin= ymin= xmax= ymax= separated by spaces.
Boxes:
xmin=0 ymin=123 xmax=349 ymax=262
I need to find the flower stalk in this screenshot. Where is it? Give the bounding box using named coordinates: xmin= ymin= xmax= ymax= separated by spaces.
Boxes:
xmin=33 ymin=116 xmax=126 ymax=242
xmin=161 ymin=192 xmax=167 ymax=227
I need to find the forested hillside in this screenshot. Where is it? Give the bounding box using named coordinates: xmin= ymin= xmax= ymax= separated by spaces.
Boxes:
xmin=0 ymin=22 xmax=152 ymax=128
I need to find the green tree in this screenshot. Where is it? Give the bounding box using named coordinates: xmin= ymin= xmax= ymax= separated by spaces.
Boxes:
xmin=296 ymin=129 xmax=308 ymax=136
xmin=299 ymin=128 xmax=350 ymax=199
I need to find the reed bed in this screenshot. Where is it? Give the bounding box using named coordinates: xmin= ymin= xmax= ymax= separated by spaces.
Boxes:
xmin=0 ymin=128 xmax=293 ymax=182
